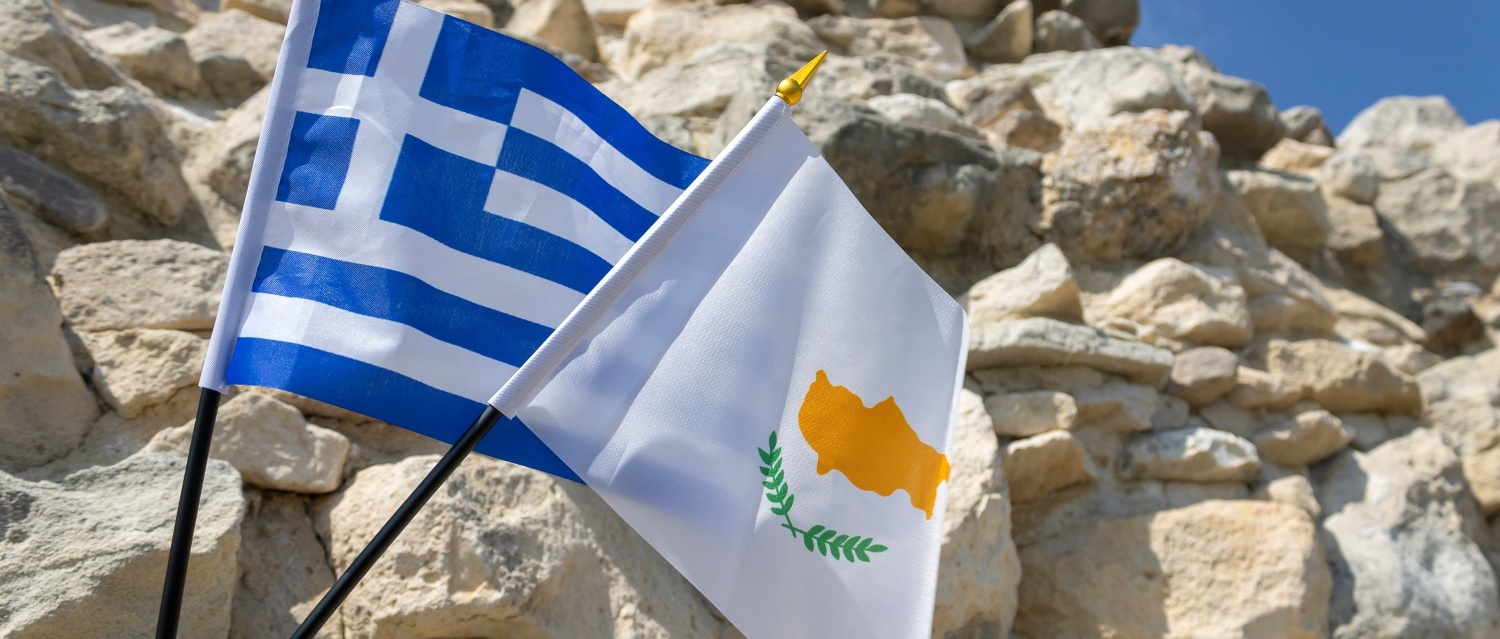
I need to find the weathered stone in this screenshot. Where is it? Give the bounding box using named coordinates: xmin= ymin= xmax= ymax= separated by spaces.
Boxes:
xmin=1325 ymin=285 xmax=1426 ymax=347
xmin=1031 ymin=9 xmax=1098 ymax=54
xmin=966 ymin=243 xmax=1081 ymax=325
xmin=78 ymin=329 xmax=204 ymax=419
xmin=1254 ymin=408 xmax=1351 ymax=467
xmin=230 ymin=490 xmax=340 ymax=639
xmin=1004 ymin=430 xmax=1093 ymax=502
xmin=0 ymin=200 xmax=98 ymax=472
xmin=1261 ymin=137 xmax=1334 ymax=174
xmin=1374 ymin=167 xmax=1500 ymax=283
xmin=964 ymin=0 xmax=1030 ymax=64
xmin=1281 ymin=105 xmax=1334 ymax=146
xmin=620 ymin=5 xmax=821 ymax=79
xmin=1073 ymin=379 xmax=1158 ymax=432
xmin=1318 ymin=150 xmax=1381 ymax=204
xmin=1039 ymin=110 xmax=1218 ymax=264
xmin=1125 ymin=426 xmax=1260 ymax=483
xmin=1167 ymin=346 xmax=1239 ymax=406
xmin=1323 ymin=194 xmax=1385 ymax=267
xmin=1045 ymin=48 xmax=1196 ymax=131
xmin=0 ymin=0 xmax=131 ymax=91
xmin=50 ymin=239 xmax=227 ymax=332
xmin=1227 ymin=366 xmax=1299 ymax=410
xmin=1382 ymin=343 xmax=1443 ymax=376
xmin=1059 ymin=0 xmax=1136 ymax=46
xmin=1419 ymin=349 xmax=1500 ymax=514
xmin=183 ymin=9 xmax=284 ymax=103
xmin=223 ymin=0 xmax=292 ymax=24
xmin=580 ymin=0 xmax=647 ymax=29
xmin=866 ymin=93 xmax=982 ymax=139
xmin=1255 ymin=468 xmax=1320 ymax=518
xmin=968 ymin=317 xmax=1175 ymax=386
xmin=1464 ymin=445 xmax=1500 ymax=517
xmin=1267 ymin=339 xmax=1421 ymax=415
xmin=983 ymin=108 xmax=1061 ymax=152
xmin=0 ymin=143 xmax=107 ymax=235
xmin=876 ymin=0 xmax=1006 ymax=23
xmin=809 ymin=16 xmax=967 ymax=81
xmin=506 ymin=0 xmax=597 ymax=61
xmin=1433 ymin=120 xmax=1500 ymax=185
xmin=985 ymin=390 xmax=1076 ymax=437
xmin=0 ymin=454 xmax=243 ymax=639
xmin=812 ymin=54 xmax=947 ymax=102
xmin=194 ymin=85 xmax=269 ymax=210
xmin=1196 ymin=401 xmax=1262 ymax=440
xmin=1163 ymin=46 xmax=1286 ymax=159
xmin=1099 ymin=258 xmax=1253 ymax=348
xmin=1185 ymin=236 xmax=1338 ymax=336
xmin=1014 ymin=500 xmax=1329 ymax=639
xmin=933 ymin=388 xmax=1020 ymax=638
xmin=147 ymin=393 xmax=349 ymax=494
xmin=85 ymin=23 xmax=203 ymax=99
xmin=321 ymin=455 xmax=730 ymax=638
xmin=1337 ymin=95 xmax=1467 ymax=153
xmin=1317 ymin=430 xmax=1500 ymax=639
xmin=417 ymin=0 xmax=494 ymax=27
xmin=1225 ymin=168 xmax=1329 ymax=262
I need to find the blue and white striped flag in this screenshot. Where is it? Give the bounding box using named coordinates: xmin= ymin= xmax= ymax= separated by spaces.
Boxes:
xmin=200 ymin=0 xmax=708 ymax=480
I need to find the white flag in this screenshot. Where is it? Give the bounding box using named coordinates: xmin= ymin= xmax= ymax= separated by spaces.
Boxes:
xmin=491 ymin=95 xmax=969 ymax=638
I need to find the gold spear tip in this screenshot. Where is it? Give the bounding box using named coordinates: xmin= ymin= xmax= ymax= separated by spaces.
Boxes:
xmin=775 ymin=50 xmax=828 ymax=107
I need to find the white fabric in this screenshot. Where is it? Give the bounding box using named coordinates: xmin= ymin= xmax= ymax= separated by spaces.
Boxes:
xmin=504 ymin=98 xmax=968 ymax=639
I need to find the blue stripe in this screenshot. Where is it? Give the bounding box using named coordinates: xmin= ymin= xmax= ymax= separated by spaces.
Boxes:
xmin=276 ymin=112 xmax=360 ymax=210
xmin=306 ymin=0 xmax=400 ymax=77
xmin=418 ymin=16 xmax=709 ymax=190
xmin=497 ymin=129 xmax=658 ymax=241
xmin=251 ymin=248 xmax=553 ymax=368
xmin=381 ymin=135 xmax=611 ymax=294
xmin=224 ymin=337 xmax=582 ymax=483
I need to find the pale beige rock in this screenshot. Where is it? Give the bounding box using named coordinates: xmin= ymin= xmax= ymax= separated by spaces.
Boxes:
xmin=1225 ymin=168 xmax=1329 ymax=262
xmin=1125 ymin=425 xmax=1260 ymax=483
xmin=1167 ymin=346 xmax=1239 ymax=406
xmin=933 ymin=388 xmax=1020 ymax=638
xmin=967 ymin=317 xmax=1175 ymax=386
xmin=1161 ymin=45 xmax=1286 ymax=160
xmin=1060 ymin=0 xmax=1137 ymax=46
xmin=183 ymin=9 xmax=284 ymax=103
xmin=506 ymin=0 xmax=596 ymax=60
xmin=85 ymin=23 xmax=203 ymax=99
xmin=1462 ymin=446 xmax=1500 ymax=516
xmin=620 ymin=5 xmax=821 ymax=79
xmin=321 ymin=455 xmax=730 ymax=638
xmin=1031 ymin=9 xmax=1098 ymax=54
xmin=1338 ymin=95 xmax=1467 ymax=153
xmin=0 ymin=0 xmax=131 ymax=91
xmin=581 ymin=0 xmax=650 ymax=29
xmin=877 ymin=0 xmax=1006 ymax=23
xmin=0 ymin=142 xmax=109 ymax=236
xmin=985 ymin=390 xmax=1076 ymax=437
xmin=1323 ymin=194 xmax=1385 ymax=267
xmin=0 ymin=201 xmax=98 ymax=472
xmin=866 ymin=93 xmax=982 ymax=139
xmin=417 ymin=0 xmax=494 ymax=27
xmin=1317 ymin=430 xmax=1500 ymax=638
xmin=1226 ymin=366 xmax=1299 ymax=410
xmin=147 ymin=393 xmax=350 ymax=494
xmin=79 ymin=329 xmax=204 ymax=419
xmin=1433 ymin=120 xmax=1500 ymax=185
xmin=1267 ymin=339 xmax=1421 ymax=415
xmin=965 ymin=243 xmax=1081 ymax=325
xmin=1254 ymin=408 xmax=1351 ymax=467
xmin=1040 ymin=110 xmax=1218 ymax=264
xmin=1318 ymin=150 xmax=1381 ymax=204
xmin=0 ymin=454 xmax=243 ymax=639
xmin=224 ymin=0 xmax=292 ymax=24
xmin=1325 ymin=285 xmax=1427 ymax=347
xmin=51 ymin=239 xmax=227 ymax=332
xmin=1072 ymin=380 xmax=1159 ymax=432
xmin=964 ymin=0 xmax=1030 ymax=64
xmin=809 ymin=16 xmax=967 ymax=81
xmin=1099 ymin=258 xmax=1253 ymax=348
xmin=1382 ymin=342 xmax=1443 ymax=376
xmin=230 ymin=490 xmax=340 ymax=639
xmin=1004 ymin=430 xmax=1093 ymax=502
xmin=1014 ymin=500 xmax=1329 ymax=639
xmin=1045 ymin=48 xmax=1195 ymax=132
xmin=1255 ymin=470 xmax=1320 ymax=518
xmin=1261 ymin=137 xmax=1334 ymax=174
xmin=983 ymin=108 xmax=1061 ymax=152
xmin=1281 ymin=105 xmax=1334 ymax=146
xmin=1375 ymin=167 xmax=1500 ymax=283
xmin=1419 ymin=349 xmax=1500 ymax=513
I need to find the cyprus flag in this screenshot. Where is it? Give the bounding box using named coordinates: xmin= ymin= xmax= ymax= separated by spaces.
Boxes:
xmin=491 ymin=95 xmax=968 ymax=638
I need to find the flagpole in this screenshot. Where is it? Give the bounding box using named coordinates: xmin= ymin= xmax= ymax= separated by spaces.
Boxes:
xmin=287 ymin=406 xmax=505 ymax=639
xmin=154 ymin=387 xmax=223 ymax=639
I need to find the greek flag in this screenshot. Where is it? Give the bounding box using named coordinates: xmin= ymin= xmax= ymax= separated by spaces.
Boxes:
xmin=199 ymin=0 xmax=708 ymax=481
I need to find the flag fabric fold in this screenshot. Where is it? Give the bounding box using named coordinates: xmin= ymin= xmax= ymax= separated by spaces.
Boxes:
xmin=499 ymin=97 xmax=969 ymax=639
xmin=199 ymin=0 xmax=707 ymax=480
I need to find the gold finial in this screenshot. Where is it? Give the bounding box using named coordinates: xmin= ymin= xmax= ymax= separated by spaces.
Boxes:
xmin=775 ymin=50 xmax=828 ymax=107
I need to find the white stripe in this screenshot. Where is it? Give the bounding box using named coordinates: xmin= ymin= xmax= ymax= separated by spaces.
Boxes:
xmin=263 ymin=200 xmax=584 ymax=328
xmin=239 ymin=292 xmax=514 ymax=403
xmin=484 ymin=171 xmax=634 ymax=264
xmin=511 ymin=89 xmax=684 ymax=214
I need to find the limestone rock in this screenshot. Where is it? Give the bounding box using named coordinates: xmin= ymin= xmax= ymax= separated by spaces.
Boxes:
xmin=0 ymin=0 xmax=130 ymax=91
xmin=1004 ymin=430 xmax=1093 ymax=502
xmin=1256 ymin=470 xmax=1320 ymax=518
xmin=85 ymin=23 xmax=203 ymax=99
xmin=986 ymin=390 xmax=1077 ymax=437
xmin=1045 ymin=48 xmax=1196 ymax=132
xmin=0 ymin=55 xmax=190 ymax=224
xmin=0 ymin=200 xmax=98 ymax=472
xmin=183 ymin=9 xmax=284 ymax=103
xmin=1059 ymin=0 xmax=1136 ymax=46
xmin=1325 ymin=285 xmax=1426 ymax=347
xmin=1163 ymin=46 xmax=1286 ymax=160
xmin=933 ymin=388 xmax=1020 ymax=638
xmin=231 ymin=491 xmax=339 ymax=639
xmin=1227 ymin=366 xmax=1298 ymax=410
xmin=1031 ymin=9 xmax=1098 ymax=54
xmin=1318 ymin=150 xmax=1381 ymax=204
xmin=963 ymin=0 xmax=1030 ymax=64
xmin=1267 ymin=339 xmax=1421 ymax=415
xmin=1073 ymin=380 xmax=1159 ymax=432
xmin=1337 ymin=95 xmax=1467 ymax=153
xmin=1167 ymin=346 xmax=1239 ymax=406
xmin=1014 ymin=500 xmax=1329 ymax=639
xmin=417 ymin=0 xmax=495 ymax=27
xmin=1323 ymin=194 xmax=1385 ymax=267
xmin=0 ymin=142 xmax=108 ymax=235
xmin=195 ymin=86 xmax=269 ymax=210
xmin=866 ymin=93 xmax=982 ymax=139
xmin=620 ymin=5 xmax=821 ymax=79
xmin=1124 ymin=425 xmax=1260 ymax=483
xmin=1281 ymin=105 xmax=1334 ymax=146
xmin=878 ymin=0 xmax=1006 ymax=23
xmin=1261 ymin=138 xmax=1334 ymax=174
xmin=223 ymin=0 xmax=292 ymax=24
xmin=961 ymin=80 xmax=1060 ymax=151
xmin=78 ymin=329 xmax=205 ymax=419
xmin=321 ymin=455 xmax=730 ymax=638
xmin=966 ymin=243 xmax=1081 ymax=325
xmin=1317 ymin=430 xmax=1500 ymax=639
xmin=1374 ymin=167 xmax=1500 ymax=283
xmin=581 ymin=0 xmax=648 ymax=29
xmin=1098 ymin=258 xmax=1253 ymax=348
xmin=50 ymin=239 xmax=227 ymax=332
xmin=812 ymin=55 xmax=947 ymax=103
xmin=506 ymin=0 xmax=597 ymax=61
xmin=1185 ymin=236 xmax=1338 ymax=337
xmin=1419 ymin=349 xmax=1500 ymax=513
xmin=1433 ymin=120 xmax=1500 ymax=185
xmin=1225 ymin=168 xmax=1329 ymax=263
xmin=1039 ymin=110 xmax=1218 ymax=264
xmin=1254 ymin=408 xmax=1351 ymax=467
xmin=147 ymin=393 xmax=350 ymax=494
xmin=809 ymin=16 xmax=967 ymax=81
xmin=0 ymin=454 xmax=243 ymax=639
xmin=968 ymin=317 xmax=1175 ymax=386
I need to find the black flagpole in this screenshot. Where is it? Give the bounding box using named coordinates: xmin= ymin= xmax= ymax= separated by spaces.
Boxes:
xmin=155 ymin=387 xmax=224 ymax=639
xmin=288 ymin=405 xmax=505 ymax=639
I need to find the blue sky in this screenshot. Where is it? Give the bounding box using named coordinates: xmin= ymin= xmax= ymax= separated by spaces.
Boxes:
xmin=1131 ymin=1 xmax=1500 ymax=135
